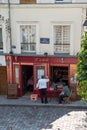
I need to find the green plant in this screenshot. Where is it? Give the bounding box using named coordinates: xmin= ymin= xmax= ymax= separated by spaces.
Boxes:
xmin=77 ymin=80 xmax=87 ymax=101
xmin=76 ymin=32 xmax=87 ymax=101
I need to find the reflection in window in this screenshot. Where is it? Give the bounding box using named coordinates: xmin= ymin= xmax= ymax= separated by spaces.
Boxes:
xmin=20 ymin=25 xmax=36 ymax=52
xmin=54 ymin=25 xmax=70 ymax=53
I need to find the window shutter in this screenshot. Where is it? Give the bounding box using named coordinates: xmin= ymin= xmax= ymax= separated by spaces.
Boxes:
xmin=20 ymin=0 xmax=36 ymax=3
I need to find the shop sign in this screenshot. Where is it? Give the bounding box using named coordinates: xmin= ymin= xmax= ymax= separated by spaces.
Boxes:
xmin=40 ymin=38 xmax=50 ymax=44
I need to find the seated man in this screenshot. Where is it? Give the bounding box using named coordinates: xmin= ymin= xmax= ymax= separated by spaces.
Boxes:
xmin=58 ymin=84 xmax=70 ymax=104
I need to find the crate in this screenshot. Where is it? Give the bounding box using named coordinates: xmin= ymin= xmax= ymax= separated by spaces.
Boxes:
xmin=30 ymin=94 xmax=38 ymax=101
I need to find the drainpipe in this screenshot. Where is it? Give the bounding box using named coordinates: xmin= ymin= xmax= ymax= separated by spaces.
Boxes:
xmin=8 ymin=0 xmax=13 ymax=54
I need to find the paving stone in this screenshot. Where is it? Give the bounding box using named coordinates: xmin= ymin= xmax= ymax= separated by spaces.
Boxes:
xmin=0 ymin=106 xmax=87 ymax=130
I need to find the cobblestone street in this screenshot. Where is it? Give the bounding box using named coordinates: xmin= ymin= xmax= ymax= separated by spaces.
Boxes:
xmin=0 ymin=106 xmax=87 ymax=130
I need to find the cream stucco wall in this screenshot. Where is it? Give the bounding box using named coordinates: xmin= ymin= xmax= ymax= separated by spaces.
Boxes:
xmin=0 ymin=4 xmax=87 ymax=55
xmin=1 ymin=0 xmax=87 ymax=4
xmin=0 ymin=5 xmax=10 ymax=53
xmin=9 ymin=5 xmax=83 ymax=55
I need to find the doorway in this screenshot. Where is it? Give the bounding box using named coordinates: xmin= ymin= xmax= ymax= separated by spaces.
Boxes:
xmin=50 ymin=66 xmax=68 ymax=85
xmin=22 ymin=65 xmax=33 ymax=95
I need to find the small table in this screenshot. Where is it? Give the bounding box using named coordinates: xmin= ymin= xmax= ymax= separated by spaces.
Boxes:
xmin=47 ymin=87 xmax=62 ymax=102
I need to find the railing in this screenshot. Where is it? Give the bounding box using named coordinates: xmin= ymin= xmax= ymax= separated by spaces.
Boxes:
xmin=21 ymin=42 xmax=36 ymax=52
xmin=54 ymin=44 xmax=70 ymax=54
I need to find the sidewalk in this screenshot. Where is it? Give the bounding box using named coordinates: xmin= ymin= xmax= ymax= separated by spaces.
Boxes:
xmin=0 ymin=95 xmax=87 ymax=108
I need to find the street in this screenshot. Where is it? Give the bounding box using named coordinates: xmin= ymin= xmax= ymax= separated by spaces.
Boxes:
xmin=0 ymin=106 xmax=87 ymax=130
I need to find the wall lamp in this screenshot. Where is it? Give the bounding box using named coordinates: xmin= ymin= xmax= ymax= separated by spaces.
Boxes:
xmin=83 ymin=19 xmax=87 ymax=32
xmin=44 ymin=52 xmax=48 ymax=56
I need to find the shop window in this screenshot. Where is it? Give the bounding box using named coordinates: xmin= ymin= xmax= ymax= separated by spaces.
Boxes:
xmin=20 ymin=25 xmax=36 ymax=52
xmin=50 ymin=66 xmax=68 ymax=85
xmin=15 ymin=66 xmax=19 ymax=84
xmin=0 ymin=27 xmax=3 ymax=50
xmin=20 ymin=0 xmax=36 ymax=3
xmin=54 ymin=25 xmax=70 ymax=54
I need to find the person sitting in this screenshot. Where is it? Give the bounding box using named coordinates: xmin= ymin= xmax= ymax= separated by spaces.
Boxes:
xmin=27 ymin=76 xmax=34 ymax=92
xmin=51 ymin=79 xmax=65 ymax=90
xmin=58 ymin=84 xmax=70 ymax=104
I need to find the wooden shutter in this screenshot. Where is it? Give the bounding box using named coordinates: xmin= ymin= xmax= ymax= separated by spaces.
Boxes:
xmin=20 ymin=0 xmax=36 ymax=3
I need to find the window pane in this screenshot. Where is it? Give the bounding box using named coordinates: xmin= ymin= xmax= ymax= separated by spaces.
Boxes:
xmin=54 ymin=25 xmax=70 ymax=53
xmin=20 ymin=25 xmax=36 ymax=52
xmin=63 ymin=26 xmax=70 ymax=44
xmin=54 ymin=25 xmax=70 ymax=45
xmin=0 ymin=28 xmax=3 ymax=49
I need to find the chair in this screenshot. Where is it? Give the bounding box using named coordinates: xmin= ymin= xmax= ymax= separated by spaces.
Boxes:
xmin=30 ymin=94 xmax=38 ymax=101
xmin=63 ymin=90 xmax=72 ymax=103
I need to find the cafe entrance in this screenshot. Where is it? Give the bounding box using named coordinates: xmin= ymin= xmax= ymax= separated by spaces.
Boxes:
xmin=22 ymin=65 xmax=33 ymax=95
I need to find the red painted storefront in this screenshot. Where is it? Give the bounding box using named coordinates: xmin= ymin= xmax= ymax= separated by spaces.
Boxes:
xmin=6 ymin=55 xmax=78 ymax=97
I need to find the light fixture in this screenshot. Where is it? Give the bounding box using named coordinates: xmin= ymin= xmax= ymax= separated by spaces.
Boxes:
xmin=44 ymin=52 xmax=48 ymax=56
xmin=83 ymin=19 xmax=87 ymax=32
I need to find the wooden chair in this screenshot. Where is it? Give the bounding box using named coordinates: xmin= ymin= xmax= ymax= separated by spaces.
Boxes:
xmin=63 ymin=90 xmax=72 ymax=103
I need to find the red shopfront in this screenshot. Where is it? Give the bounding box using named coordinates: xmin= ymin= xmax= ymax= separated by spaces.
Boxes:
xmin=6 ymin=55 xmax=78 ymax=97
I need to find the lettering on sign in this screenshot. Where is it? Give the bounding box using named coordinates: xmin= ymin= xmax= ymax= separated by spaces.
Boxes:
xmin=35 ymin=58 xmax=48 ymax=62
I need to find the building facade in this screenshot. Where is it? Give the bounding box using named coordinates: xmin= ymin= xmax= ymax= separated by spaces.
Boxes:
xmin=0 ymin=0 xmax=87 ymax=96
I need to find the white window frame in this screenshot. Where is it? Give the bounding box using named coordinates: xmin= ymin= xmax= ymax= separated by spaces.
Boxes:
xmin=54 ymin=25 xmax=70 ymax=45
xmin=51 ymin=22 xmax=74 ymax=55
xmin=17 ymin=22 xmax=39 ymax=54
xmin=20 ymin=25 xmax=36 ymax=52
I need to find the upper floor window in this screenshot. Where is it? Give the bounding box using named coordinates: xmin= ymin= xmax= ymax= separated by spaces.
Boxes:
xmin=56 ymin=0 xmax=63 ymax=2
xmin=20 ymin=25 xmax=36 ymax=52
xmin=0 ymin=27 xmax=3 ymax=50
xmin=20 ymin=0 xmax=36 ymax=4
xmin=54 ymin=25 xmax=70 ymax=54
xmin=0 ymin=0 xmax=6 ymax=3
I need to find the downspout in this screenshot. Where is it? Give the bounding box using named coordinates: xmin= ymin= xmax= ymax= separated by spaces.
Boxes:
xmin=8 ymin=0 xmax=13 ymax=54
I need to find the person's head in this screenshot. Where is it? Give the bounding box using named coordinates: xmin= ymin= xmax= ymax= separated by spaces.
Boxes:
xmin=41 ymin=75 xmax=44 ymax=79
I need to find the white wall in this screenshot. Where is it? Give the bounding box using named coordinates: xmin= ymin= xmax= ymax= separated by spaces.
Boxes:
xmin=0 ymin=0 xmax=19 ymax=3
xmin=72 ymin=0 xmax=87 ymax=3
xmin=0 ymin=0 xmax=87 ymax=4
xmin=8 ymin=5 xmax=82 ymax=55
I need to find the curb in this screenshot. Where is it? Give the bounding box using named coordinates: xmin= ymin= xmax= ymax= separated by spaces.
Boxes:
xmin=0 ymin=103 xmax=87 ymax=109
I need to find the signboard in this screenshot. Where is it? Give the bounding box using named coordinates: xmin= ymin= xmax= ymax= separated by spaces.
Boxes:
xmin=40 ymin=38 xmax=50 ymax=44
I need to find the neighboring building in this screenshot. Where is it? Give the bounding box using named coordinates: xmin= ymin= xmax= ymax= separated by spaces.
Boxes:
xmin=0 ymin=0 xmax=87 ymax=96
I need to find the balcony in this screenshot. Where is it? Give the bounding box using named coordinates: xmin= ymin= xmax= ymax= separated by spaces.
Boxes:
xmin=21 ymin=42 xmax=36 ymax=52
xmin=54 ymin=44 xmax=70 ymax=54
